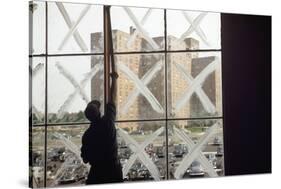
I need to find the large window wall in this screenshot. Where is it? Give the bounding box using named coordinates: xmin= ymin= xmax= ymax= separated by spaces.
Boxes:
xmin=30 ymin=1 xmax=223 ymax=187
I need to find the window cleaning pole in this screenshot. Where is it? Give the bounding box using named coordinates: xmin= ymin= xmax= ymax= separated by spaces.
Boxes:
xmin=104 ymin=5 xmax=115 ymax=108
xmin=103 ymin=6 xmax=111 ymax=107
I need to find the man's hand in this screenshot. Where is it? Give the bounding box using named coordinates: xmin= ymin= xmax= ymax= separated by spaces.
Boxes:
xmin=110 ymin=72 xmax=119 ymax=79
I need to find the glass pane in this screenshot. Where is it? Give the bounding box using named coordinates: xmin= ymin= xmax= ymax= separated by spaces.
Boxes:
xmin=167 ymin=10 xmax=221 ymax=50
xmin=29 ymin=1 xmax=45 ymax=55
xmin=167 ymin=52 xmax=222 ymax=118
xmin=117 ymin=121 xmax=167 ymax=181
xmin=31 ymin=57 xmax=45 ymax=124
xmin=48 ymin=2 xmax=103 ymax=54
xmin=168 ymin=119 xmax=224 ymax=179
xmin=48 ymin=55 xmax=104 ymax=123
xmin=115 ymin=53 xmax=165 ymax=120
xmin=46 ymin=125 xmax=89 ymax=187
xmin=111 ymin=6 xmax=164 ymax=52
xmin=30 ymin=127 xmax=45 ymax=187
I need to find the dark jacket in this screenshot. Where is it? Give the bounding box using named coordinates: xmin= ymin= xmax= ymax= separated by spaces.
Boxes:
xmin=81 ymin=103 xmax=123 ymax=184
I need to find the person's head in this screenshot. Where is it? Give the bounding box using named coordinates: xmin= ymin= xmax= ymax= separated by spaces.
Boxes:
xmin=84 ymin=100 xmax=101 ymax=122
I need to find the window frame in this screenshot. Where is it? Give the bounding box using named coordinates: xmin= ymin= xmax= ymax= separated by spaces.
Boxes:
xmin=29 ymin=2 xmax=223 ymax=187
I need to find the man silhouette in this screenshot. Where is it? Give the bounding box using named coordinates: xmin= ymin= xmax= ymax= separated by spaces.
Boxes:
xmin=80 ymin=70 xmax=123 ymax=184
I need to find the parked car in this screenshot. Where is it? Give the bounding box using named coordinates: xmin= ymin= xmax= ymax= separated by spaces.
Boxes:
xmin=119 ymin=141 xmax=128 ymax=149
xmin=173 ymin=144 xmax=187 ymax=158
xmin=216 ymin=146 xmax=224 ymax=157
xmin=47 ymin=147 xmax=66 ymax=162
xmin=213 ymin=137 xmax=222 ymax=146
xmin=156 ymin=147 xmax=164 ymax=158
xmin=138 ymin=165 xmax=150 ymax=180
xmin=189 ymin=161 xmax=205 ymax=177
xmin=58 ymin=165 xmax=88 ymax=184
xmin=168 ymin=153 xmax=176 ymax=164
xmin=207 ymin=153 xmax=217 ymax=168
xmin=32 ymin=151 xmax=43 ymax=166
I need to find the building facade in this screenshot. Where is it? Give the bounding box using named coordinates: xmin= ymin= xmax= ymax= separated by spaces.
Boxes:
xmin=90 ymin=28 xmax=220 ymax=131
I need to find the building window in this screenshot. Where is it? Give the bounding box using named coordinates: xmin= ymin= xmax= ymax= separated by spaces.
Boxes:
xmin=30 ymin=1 xmax=223 ymax=187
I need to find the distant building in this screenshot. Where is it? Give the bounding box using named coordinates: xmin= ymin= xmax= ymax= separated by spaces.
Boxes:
xmin=90 ymin=27 xmax=220 ymax=131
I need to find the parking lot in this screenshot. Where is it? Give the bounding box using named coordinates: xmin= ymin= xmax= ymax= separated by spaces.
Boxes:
xmin=31 ymin=127 xmax=224 ymax=187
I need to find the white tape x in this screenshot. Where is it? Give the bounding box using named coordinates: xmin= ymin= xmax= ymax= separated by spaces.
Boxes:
xmin=55 ymin=60 xmax=104 ymax=118
xmin=55 ymin=58 xmax=164 ymax=117
xmin=31 ymin=63 xmax=44 ymax=121
xmin=174 ymin=126 xmax=219 ymax=178
xmin=173 ymin=56 xmax=220 ymax=113
xmin=177 ymin=12 xmax=209 ymax=46
xmin=123 ymin=7 xmax=159 ymax=50
xmin=118 ymin=127 xmax=164 ymax=180
xmin=55 ymin=2 xmax=90 ymax=51
xmin=126 ymin=8 xmax=152 ymax=48
xmin=173 ymin=122 xmax=221 ymax=179
xmin=117 ymin=62 xmax=164 ymax=114
xmin=50 ymin=132 xmax=90 ymax=187
xmin=173 ymin=60 xmax=216 ymax=113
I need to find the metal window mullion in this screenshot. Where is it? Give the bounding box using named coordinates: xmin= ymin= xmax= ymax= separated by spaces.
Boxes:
xmin=219 ymin=13 xmax=225 ymax=174
xmin=164 ymin=9 xmax=170 ymax=180
xmin=32 ymin=116 xmax=223 ymax=128
xmin=28 ymin=1 xmax=33 ymax=187
xmin=37 ymin=52 xmax=104 ymax=57
xmin=103 ymin=6 xmax=107 ymax=110
xmin=44 ymin=1 xmax=48 ymax=187
xmin=113 ymin=49 xmax=222 ymax=54
xmin=29 ymin=49 xmax=223 ymax=58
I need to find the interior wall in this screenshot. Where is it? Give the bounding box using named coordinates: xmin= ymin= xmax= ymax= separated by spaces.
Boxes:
xmin=221 ymin=13 xmax=271 ymax=175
